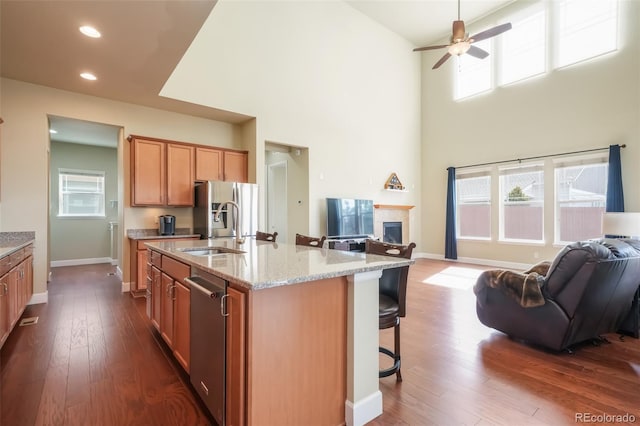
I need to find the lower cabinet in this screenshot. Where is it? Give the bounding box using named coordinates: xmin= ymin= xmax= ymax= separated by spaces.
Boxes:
xmin=226 ymin=286 xmax=246 ymax=426
xmin=173 ymin=282 xmax=190 ymax=373
xmin=147 ymin=251 xmax=191 ymax=373
xmin=0 ymin=245 xmax=34 ymax=349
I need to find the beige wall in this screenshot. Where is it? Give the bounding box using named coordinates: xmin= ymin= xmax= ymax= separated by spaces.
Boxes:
xmin=0 ymin=78 xmax=243 ymax=297
xmin=420 ymin=0 xmax=640 ymax=265
xmin=161 ymin=0 xmax=423 ymax=246
xmin=49 ymin=141 xmax=117 ymax=262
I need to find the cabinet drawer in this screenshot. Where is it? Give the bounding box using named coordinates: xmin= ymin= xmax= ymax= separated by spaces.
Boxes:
xmin=9 ymin=249 xmax=25 ymax=267
xmin=0 ymin=256 xmax=10 ymax=277
xmin=150 ymin=250 xmax=162 ymax=268
xmin=161 ymin=255 xmax=190 ymax=284
xmin=24 ymin=245 xmax=33 ymax=257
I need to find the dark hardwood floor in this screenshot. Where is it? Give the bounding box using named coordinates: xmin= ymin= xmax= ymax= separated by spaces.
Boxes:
xmin=2 ymin=260 xmax=639 ymax=425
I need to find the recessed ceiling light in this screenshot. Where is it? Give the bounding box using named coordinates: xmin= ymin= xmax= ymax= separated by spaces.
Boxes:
xmin=79 ymin=25 xmax=101 ymax=38
xmin=80 ymin=72 xmax=97 ymax=81
xmin=49 ymin=129 xmax=57 ymax=134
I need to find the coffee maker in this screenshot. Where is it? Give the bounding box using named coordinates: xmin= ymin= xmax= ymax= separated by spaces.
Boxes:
xmin=159 ymin=215 xmax=176 ymax=235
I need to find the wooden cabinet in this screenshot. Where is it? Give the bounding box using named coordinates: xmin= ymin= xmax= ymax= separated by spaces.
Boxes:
xmin=130 ymin=134 xmax=249 ymax=207
xmin=195 ymin=147 xmax=248 ymax=183
xmin=195 ymin=147 xmax=223 ymax=181
xmin=131 ymin=137 xmax=166 ymax=206
xmin=130 ymin=237 xmax=198 ymax=296
xmin=0 ymin=244 xmax=34 ymax=349
xmin=166 ymin=143 xmax=195 ymax=206
xmin=223 ymin=151 xmax=248 ymax=183
xmin=226 ymin=286 xmax=246 ymax=426
xmin=150 ymin=265 xmax=162 ymax=331
xmin=173 ymin=282 xmax=190 ymax=373
xmin=130 ymin=136 xmax=195 ymax=207
xmin=160 ymin=273 xmax=175 ymax=347
xmin=147 ymin=249 xmax=191 ymax=373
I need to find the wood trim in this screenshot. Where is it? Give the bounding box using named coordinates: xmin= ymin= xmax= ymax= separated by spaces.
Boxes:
xmin=374 ymin=204 xmax=414 ymax=210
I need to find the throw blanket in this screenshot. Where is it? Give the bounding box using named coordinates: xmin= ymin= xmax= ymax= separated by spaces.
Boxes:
xmin=474 ymin=263 xmax=548 ymax=308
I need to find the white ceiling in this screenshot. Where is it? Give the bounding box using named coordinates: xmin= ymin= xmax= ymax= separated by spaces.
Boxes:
xmin=1 ymin=0 xmax=513 ymax=147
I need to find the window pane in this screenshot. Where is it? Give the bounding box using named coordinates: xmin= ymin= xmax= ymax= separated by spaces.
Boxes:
xmin=455 ymin=39 xmax=492 ymax=100
xmin=557 ymin=0 xmax=618 ymax=68
xmin=555 ymin=162 xmax=607 ymax=243
xmin=500 ymin=167 xmax=544 ymax=241
xmin=457 ymin=175 xmax=491 ymax=239
xmin=500 ymin=5 xmax=546 ymax=85
xmin=59 ymin=170 xmax=105 ymax=217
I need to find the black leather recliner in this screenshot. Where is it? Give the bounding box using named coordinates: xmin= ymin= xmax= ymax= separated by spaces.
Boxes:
xmin=474 ymin=238 xmax=640 ymax=351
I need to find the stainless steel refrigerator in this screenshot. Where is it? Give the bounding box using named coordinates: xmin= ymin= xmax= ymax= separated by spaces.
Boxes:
xmin=193 ymin=181 xmax=259 ymax=239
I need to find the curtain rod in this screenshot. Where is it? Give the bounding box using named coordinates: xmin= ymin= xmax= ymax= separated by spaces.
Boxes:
xmin=449 ymin=144 xmax=625 ymax=171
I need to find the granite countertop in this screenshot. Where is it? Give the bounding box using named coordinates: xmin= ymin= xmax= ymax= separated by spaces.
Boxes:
xmin=0 ymin=232 xmax=36 ymax=258
xmin=127 ymin=228 xmax=201 ymax=240
xmin=145 ymin=238 xmax=414 ymax=291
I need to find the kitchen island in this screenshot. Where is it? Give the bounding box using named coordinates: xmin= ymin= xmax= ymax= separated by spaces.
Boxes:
xmin=146 ymin=237 xmax=414 ymax=426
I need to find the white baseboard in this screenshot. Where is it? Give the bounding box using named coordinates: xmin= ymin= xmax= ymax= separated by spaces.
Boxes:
xmin=413 ymin=251 xmax=530 ymax=271
xmin=27 ymin=291 xmax=48 ymax=305
xmin=115 ymin=266 xmax=123 ymax=279
xmin=345 ymin=390 xmax=383 ymax=426
xmin=50 ymin=257 xmax=112 ymax=267
xmin=110 ymin=258 xmax=119 ymax=266
xmin=122 ymin=281 xmax=131 ymax=293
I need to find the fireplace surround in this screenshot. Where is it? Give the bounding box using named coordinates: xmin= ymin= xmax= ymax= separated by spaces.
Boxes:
xmin=373 ymin=204 xmax=414 ymax=245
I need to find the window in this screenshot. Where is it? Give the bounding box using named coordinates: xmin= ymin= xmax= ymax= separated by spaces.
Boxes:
xmin=456 ymin=170 xmax=491 ymax=239
xmin=453 ymin=0 xmax=619 ymax=99
xmin=499 ymin=3 xmax=546 ymax=85
xmin=454 ymin=39 xmax=492 ymax=100
xmin=499 ymin=164 xmax=544 ymax=242
xmin=556 ymin=0 xmax=618 ymax=68
xmin=554 ymin=156 xmax=608 ymax=243
xmin=58 ymin=169 xmax=105 ymax=217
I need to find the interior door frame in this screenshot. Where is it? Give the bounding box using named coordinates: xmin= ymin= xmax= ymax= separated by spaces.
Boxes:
xmin=266 ymin=160 xmax=288 ymax=243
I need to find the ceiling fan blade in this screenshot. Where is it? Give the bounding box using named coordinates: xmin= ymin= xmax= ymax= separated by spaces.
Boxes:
xmin=413 ymin=44 xmax=449 ymax=52
xmin=432 ymin=53 xmax=452 ymax=69
xmin=470 ymin=22 xmax=512 ymax=43
xmin=466 ymin=45 xmax=489 ymax=59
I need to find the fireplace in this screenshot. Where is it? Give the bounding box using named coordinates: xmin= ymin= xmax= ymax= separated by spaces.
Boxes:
xmin=373 ymin=204 xmax=414 ymax=245
xmin=383 ymin=222 xmax=402 ymax=244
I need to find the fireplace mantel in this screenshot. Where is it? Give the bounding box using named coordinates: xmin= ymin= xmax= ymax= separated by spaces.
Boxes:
xmin=374 ymin=204 xmax=414 ymax=210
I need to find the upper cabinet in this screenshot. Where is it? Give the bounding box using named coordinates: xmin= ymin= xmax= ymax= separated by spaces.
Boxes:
xmin=223 ymin=151 xmax=248 ymax=183
xmin=195 ymin=147 xmax=248 ymax=183
xmin=131 ymin=137 xmax=166 ymax=206
xmin=195 ymin=147 xmax=223 ymax=181
xmin=130 ymin=135 xmax=248 ymax=207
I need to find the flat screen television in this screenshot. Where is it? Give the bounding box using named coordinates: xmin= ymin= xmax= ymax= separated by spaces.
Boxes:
xmin=326 ymin=197 xmax=374 ymax=239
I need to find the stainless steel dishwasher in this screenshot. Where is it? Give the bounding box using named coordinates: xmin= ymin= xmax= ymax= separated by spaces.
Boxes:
xmin=185 ymin=267 xmax=227 ymax=426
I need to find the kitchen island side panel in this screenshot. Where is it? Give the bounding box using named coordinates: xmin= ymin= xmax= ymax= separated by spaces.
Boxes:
xmin=246 ymin=276 xmax=347 ymax=425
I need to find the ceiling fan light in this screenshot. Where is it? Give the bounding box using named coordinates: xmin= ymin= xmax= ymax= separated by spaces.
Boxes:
xmin=448 ymin=41 xmax=471 ymax=56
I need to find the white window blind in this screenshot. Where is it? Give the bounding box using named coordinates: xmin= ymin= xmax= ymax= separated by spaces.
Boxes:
xmin=58 ymin=169 xmax=106 ymax=217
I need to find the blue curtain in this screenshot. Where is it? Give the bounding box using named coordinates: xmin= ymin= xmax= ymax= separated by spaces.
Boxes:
xmin=445 ymin=167 xmax=457 ymax=260
xmin=606 ymin=144 xmax=624 ymax=212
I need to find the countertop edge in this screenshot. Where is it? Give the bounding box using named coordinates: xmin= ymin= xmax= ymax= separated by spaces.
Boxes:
xmin=145 ymin=241 xmax=414 ymax=291
xmin=0 ymin=239 xmax=36 ymax=259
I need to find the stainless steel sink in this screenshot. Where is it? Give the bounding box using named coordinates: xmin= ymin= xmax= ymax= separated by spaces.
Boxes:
xmin=178 ymin=246 xmax=246 ymax=256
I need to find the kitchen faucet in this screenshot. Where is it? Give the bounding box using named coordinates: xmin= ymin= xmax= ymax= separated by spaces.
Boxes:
xmin=214 ymin=200 xmax=245 ymax=244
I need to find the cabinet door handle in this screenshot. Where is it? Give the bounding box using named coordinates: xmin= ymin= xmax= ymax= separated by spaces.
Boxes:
xmin=221 ymin=294 xmax=229 ymax=317
xmin=171 ymin=285 xmax=176 ymax=301
xmin=0 ymin=283 xmax=6 ymax=296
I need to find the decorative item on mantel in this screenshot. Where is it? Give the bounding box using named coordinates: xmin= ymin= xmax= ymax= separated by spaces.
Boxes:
xmin=385 ymin=172 xmax=406 ymax=191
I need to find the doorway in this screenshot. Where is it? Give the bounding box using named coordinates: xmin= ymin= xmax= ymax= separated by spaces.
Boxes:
xmin=267 ymin=161 xmax=288 ymax=242
xmin=48 ymin=116 xmax=122 ymax=269
xmin=264 ymin=143 xmax=309 ymax=244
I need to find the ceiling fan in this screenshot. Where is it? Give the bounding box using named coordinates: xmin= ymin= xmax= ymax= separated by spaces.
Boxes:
xmin=413 ymin=0 xmax=512 ymax=70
